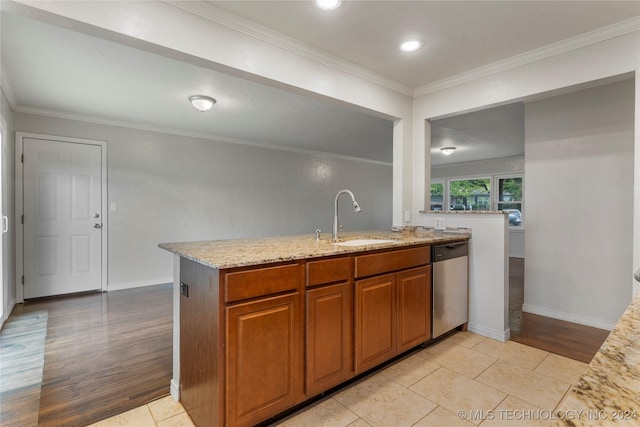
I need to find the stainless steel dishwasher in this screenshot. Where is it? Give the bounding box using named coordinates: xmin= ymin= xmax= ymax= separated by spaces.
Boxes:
xmin=432 ymin=241 xmax=469 ymax=338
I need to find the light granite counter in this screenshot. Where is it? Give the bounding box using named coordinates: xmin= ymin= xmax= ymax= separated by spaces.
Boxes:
xmin=554 ymin=291 xmax=640 ymax=426
xmin=159 ymin=229 xmax=470 ymax=269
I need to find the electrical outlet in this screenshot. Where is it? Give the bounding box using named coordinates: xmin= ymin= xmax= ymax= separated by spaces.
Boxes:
xmin=404 ymin=210 xmax=411 ymax=223
xmin=435 ymin=218 xmax=446 ymax=230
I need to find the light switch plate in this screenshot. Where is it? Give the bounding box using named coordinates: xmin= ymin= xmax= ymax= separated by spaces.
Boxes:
xmin=404 ymin=210 xmax=411 ymax=223
xmin=110 ymin=202 xmax=118 ymax=212
xmin=434 ymin=218 xmax=446 ymax=230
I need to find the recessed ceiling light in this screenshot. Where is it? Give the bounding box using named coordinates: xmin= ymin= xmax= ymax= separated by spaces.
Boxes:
xmin=400 ymin=40 xmax=423 ymax=52
xmin=189 ymin=95 xmax=216 ymax=112
xmin=316 ymin=0 xmax=341 ymax=10
xmin=440 ymin=147 xmax=456 ymax=156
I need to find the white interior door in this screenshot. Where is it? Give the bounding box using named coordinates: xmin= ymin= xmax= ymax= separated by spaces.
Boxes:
xmin=23 ymin=138 xmax=103 ymax=299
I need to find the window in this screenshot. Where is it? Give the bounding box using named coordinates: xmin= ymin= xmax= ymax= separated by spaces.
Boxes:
xmin=430 ymin=182 xmax=443 ymax=210
xmin=428 ymin=173 xmax=524 ymax=228
xmin=495 ymin=175 xmax=524 ymax=227
xmin=449 ymin=178 xmax=491 ymax=211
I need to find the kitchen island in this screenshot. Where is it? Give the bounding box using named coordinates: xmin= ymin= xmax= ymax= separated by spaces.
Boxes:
xmin=159 ymin=229 xmax=470 ymax=427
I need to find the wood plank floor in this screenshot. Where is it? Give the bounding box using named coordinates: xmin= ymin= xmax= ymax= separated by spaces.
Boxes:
xmin=508 ymin=258 xmax=611 ymax=363
xmin=6 ymin=284 xmax=173 ymax=426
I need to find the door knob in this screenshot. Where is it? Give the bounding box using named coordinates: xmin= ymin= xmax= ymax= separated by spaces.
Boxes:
xmin=94 ymin=223 xmax=102 ymax=229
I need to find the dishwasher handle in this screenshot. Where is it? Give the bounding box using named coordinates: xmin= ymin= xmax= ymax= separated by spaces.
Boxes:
xmin=432 ymin=242 xmax=468 ymax=262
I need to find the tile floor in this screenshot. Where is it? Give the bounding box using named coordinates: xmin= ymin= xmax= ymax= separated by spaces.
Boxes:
xmin=93 ymin=332 xmax=588 ymax=427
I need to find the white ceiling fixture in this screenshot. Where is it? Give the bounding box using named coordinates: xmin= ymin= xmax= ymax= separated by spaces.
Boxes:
xmin=189 ymin=95 xmax=216 ymax=112
xmin=400 ymin=40 xmax=423 ymax=52
xmin=315 ymin=0 xmax=341 ymax=11
xmin=440 ymin=147 xmax=456 ymax=156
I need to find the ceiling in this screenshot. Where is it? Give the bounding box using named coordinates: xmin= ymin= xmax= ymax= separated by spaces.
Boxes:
xmin=1 ymin=1 xmax=638 ymax=164
xmin=213 ymin=1 xmax=640 ymax=89
xmin=430 ymin=103 xmax=524 ymax=166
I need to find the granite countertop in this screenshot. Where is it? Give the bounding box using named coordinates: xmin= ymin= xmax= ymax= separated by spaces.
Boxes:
xmin=554 ymin=291 xmax=640 ymax=426
xmin=159 ymin=229 xmax=470 ymax=269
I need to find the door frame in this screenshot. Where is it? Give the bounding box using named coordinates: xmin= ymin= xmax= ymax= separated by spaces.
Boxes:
xmin=15 ymin=132 xmax=108 ymax=302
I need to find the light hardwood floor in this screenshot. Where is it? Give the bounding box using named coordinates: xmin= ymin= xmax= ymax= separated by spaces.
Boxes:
xmin=1 ymin=284 xmax=172 ymax=426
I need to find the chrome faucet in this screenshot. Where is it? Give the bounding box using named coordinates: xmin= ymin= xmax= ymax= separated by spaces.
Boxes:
xmin=333 ymin=189 xmax=362 ymax=241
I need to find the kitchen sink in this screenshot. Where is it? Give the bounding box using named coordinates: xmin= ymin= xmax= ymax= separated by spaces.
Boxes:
xmin=334 ymin=239 xmax=396 ymax=247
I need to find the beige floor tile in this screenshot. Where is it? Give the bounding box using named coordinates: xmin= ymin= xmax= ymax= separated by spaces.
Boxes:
xmin=380 ymin=354 xmax=440 ymax=387
xmin=89 ymin=406 xmax=156 ymax=427
xmin=414 ymin=406 xmax=476 ymax=427
xmin=148 ymin=396 xmax=185 ymax=422
xmin=347 ymin=419 xmax=372 ymax=427
xmin=476 ymin=360 xmax=571 ymax=410
xmin=417 ymin=341 xmax=497 ymax=378
xmin=278 ymin=398 xmax=358 ymax=427
xmin=440 ymin=331 xmax=487 ymax=349
xmin=157 ymin=412 xmax=196 ymax=427
xmin=409 ymin=367 xmax=507 ymax=426
xmin=481 ymin=395 xmax=553 ymax=427
xmin=534 ymin=354 xmax=588 ymax=385
xmin=472 ymin=340 xmax=549 ymax=370
xmin=334 ymin=373 xmax=437 ymax=427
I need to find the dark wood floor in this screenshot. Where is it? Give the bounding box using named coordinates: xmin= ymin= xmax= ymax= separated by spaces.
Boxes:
xmin=508 ymin=257 xmax=611 ymax=363
xmin=8 ymin=284 xmax=173 ymax=426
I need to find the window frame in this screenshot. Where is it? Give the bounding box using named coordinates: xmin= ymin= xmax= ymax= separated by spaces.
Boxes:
xmin=428 ymin=172 xmax=525 ymax=229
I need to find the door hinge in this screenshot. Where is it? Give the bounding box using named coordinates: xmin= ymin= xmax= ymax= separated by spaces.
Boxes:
xmin=21 ymin=215 xmax=24 ymax=224
xmin=21 ymin=275 xmax=24 ymax=285
xmin=21 ymin=154 xmax=24 ymax=163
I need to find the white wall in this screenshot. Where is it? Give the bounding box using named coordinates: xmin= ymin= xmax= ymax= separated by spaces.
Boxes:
xmin=6 ymin=0 xmax=413 ymax=226
xmin=416 ymin=213 xmax=510 ymax=341
xmin=413 ymin=32 xmax=639 ymax=340
xmin=523 ymin=79 xmax=634 ymax=330
xmin=432 ymin=156 xmax=525 ymax=258
xmin=14 ymin=113 xmax=392 ymax=291
xmin=0 ymin=88 xmax=15 ymax=328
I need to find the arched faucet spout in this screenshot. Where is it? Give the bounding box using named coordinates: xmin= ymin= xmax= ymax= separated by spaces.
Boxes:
xmin=333 ymin=189 xmax=362 ymax=241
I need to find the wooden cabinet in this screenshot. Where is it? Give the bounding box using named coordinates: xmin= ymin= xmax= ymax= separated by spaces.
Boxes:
xmin=226 ymin=293 xmax=304 ymax=427
xmin=355 ymin=273 xmax=396 ymax=373
xmin=178 ymin=242 xmax=445 ymax=426
xmin=354 ymin=246 xmax=431 ymax=374
xmin=397 ymin=266 xmax=431 ymax=353
xmin=305 ymin=257 xmax=353 ymax=397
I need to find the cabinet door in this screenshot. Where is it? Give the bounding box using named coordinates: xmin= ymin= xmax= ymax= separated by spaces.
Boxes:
xmin=397 ymin=266 xmax=432 ymax=353
xmin=355 ymin=274 xmax=396 ymax=374
xmin=226 ymin=293 xmax=304 ymax=427
xmin=306 ymin=282 xmax=354 ymax=396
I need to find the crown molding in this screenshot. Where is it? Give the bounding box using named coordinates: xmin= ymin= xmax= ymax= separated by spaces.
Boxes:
xmin=14 ymin=104 xmax=392 ymax=166
xmin=414 ymin=16 xmax=640 ymax=97
xmin=164 ymin=0 xmax=413 ymax=97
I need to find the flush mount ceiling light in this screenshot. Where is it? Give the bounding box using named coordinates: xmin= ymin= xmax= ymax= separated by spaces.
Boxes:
xmin=400 ymin=40 xmax=423 ymax=52
xmin=440 ymin=147 xmax=456 ymax=156
xmin=315 ymin=0 xmax=341 ymax=10
xmin=189 ymin=95 xmax=216 ymax=112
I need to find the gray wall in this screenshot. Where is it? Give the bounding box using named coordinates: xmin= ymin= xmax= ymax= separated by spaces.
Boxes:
xmin=15 ymin=113 xmax=393 ymax=290
xmin=523 ymin=79 xmax=634 ymax=329
xmin=1 ymin=88 xmax=15 ymax=325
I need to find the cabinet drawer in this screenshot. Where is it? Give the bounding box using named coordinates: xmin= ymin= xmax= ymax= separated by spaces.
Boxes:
xmin=225 ymin=263 xmax=300 ymax=303
xmin=306 ymin=257 xmax=351 ymax=287
xmin=354 ymin=246 xmax=430 ymax=279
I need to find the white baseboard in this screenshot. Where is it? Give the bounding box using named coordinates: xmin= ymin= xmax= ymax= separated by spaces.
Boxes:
xmin=467 ymin=323 xmax=510 ymax=342
xmin=107 ymin=278 xmax=172 ymax=292
xmin=170 ymin=379 xmax=180 ymax=402
xmin=522 ymin=303 xmax=615 ymax=331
